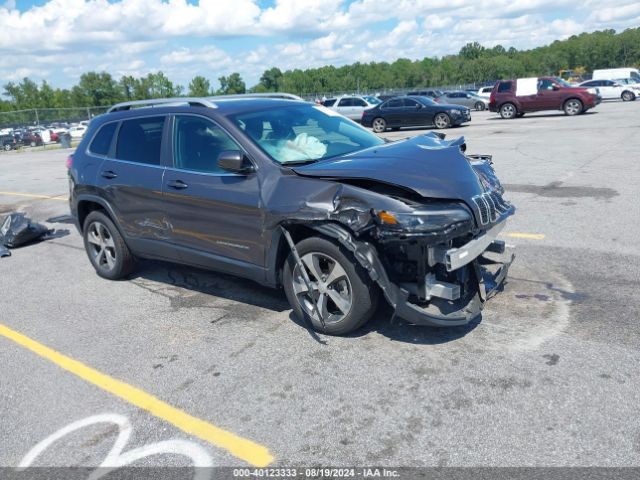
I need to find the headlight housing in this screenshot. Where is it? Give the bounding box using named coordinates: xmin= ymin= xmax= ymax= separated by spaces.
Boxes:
xmin=376 ymin=203 xmax=473 ymax=233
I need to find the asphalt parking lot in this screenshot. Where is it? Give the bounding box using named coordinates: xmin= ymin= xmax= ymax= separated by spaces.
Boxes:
xmin=1 ymin=101 xmax=639 ymax=471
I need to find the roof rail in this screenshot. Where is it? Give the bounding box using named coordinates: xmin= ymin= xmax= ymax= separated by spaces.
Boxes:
xmin=210 ymin=92 xmax=304 ymax=101
xmin=107 ymin=97 xmax=217 ymax=113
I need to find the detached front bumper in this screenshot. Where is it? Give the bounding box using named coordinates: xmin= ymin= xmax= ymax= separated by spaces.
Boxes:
xmin=313 ymin=221 xmax=514 ymax=328
xmin=393 ymin=243 xmax=514 ymax=327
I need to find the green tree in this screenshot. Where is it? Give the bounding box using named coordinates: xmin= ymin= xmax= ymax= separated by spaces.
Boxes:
xmin=259 ymin=67 xmax=282 ymax=91
xmin=75 ymin=71 xmax=122 ymax=106
xmin=188 ymin=76 xmax=212 ymax=96
xmin=217 ymin=73 xmax=246 ymax=94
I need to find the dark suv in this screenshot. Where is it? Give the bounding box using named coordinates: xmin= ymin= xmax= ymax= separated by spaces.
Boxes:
xmin=69 ymin=97 xmax=515 ymax=335
xmin=1 ymin=134 xmax=17 ymax=151
xmin=489 ymin=77 xmax=600 ymax=118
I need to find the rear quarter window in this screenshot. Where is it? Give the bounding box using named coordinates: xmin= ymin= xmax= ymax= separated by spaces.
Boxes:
xmin=88 ymin=122 xmax=117 ymax=156
xmin=497 ymin=81 xmax=513 ymax=93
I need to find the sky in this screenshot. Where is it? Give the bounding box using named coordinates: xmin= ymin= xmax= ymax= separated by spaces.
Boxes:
xmin=1 ymin=0 xmax=639 ymax=91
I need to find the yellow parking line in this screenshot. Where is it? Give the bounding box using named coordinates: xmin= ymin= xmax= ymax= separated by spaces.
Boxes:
xmin=0 ymin=323 xmax=273 ymax=467
xmin=0 ymin=191 xmax=68 ymax=201
xmin=506 ymin=232 xmax=545 ymax=240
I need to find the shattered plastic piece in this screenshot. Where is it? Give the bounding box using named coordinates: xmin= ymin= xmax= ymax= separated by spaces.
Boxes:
xmin=0 ymin=213 xmax=52 ymax=248
xmin=0 ymin=245 xmax=10 ymax=257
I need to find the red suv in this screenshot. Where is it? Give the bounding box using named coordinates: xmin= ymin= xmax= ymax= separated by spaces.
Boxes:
xmin=489 ymin=77 xmax=601 ymax=119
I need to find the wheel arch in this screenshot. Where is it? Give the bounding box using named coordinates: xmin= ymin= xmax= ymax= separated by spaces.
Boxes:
xmin=76 ymin=195 xmax=120 ymax=234
xmin=563 ymin=96 xmax=583 ymax=108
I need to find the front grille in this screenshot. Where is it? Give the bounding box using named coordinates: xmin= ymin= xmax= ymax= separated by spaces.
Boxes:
xmin=472 ymin=191 xmax=512 ymax=225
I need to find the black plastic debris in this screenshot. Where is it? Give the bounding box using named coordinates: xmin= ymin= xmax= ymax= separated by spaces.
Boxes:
xmin=0 ymin=245 xmax=10 ymax=257
xmin=0 ymin=213 xmax=52 ymax=249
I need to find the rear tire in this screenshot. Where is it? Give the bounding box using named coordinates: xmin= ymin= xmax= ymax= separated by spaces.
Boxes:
xmin=621 ymin=91 xmax=635 ymax=102
xmin=83 ymin=210 xmax=136 ymax=280
xmin=563 ymin=98 xmax=583 ymax=116
xmin=499 ymin=103 xmax=517 ymax=119
xmin=433 ymin=113 xmax=451 ymax=129
xmin=283 ymin=236 xmax=378 ymax=335
xmin=372 ymin=117 xmax=387 ymax=133
xmin=474 ymin=101 xmax=485 ymax=111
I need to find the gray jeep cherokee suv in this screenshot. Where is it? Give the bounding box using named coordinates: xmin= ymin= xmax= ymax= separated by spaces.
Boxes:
xmin=68 ymin=96 xmax=514 ymax=335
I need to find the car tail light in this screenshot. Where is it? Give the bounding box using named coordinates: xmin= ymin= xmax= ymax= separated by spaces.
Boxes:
xmin=489 ymin=92 xmax=495 ymax=104
xmin=65 ymin=154 xmax=73 ymax=169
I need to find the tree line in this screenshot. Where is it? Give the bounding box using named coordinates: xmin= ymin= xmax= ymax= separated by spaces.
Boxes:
xmin=1 ymin=27 xmax=639 ymax=112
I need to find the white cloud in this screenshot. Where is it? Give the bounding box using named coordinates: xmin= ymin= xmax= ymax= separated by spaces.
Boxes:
xmin=0 ymin=0 xmax=639 ymax=90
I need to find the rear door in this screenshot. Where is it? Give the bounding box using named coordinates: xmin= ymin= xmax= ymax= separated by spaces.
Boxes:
xmin=380 ymin=98 xmax=404 ymax=126
xmin=335 ymin=97 xmax=353 ymax=119
xmin=161 ymin=114 xmax=263 ymax=269
xmin=95 ymin=115 xmax=171 ymax=249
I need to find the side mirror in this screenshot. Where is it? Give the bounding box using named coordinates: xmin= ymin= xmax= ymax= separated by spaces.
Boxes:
xmin=217 ymin=150 xmax=254 ymax=174
xmin=415 ymin=103 xmax=422 ymax=109
xmin=552 ymin=84 xmax=560 ymax=91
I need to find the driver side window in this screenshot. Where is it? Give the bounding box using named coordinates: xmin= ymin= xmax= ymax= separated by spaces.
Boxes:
xmin=173 ymin=116 xmax=240 ymax=174
xmin=537 ymin=79 xmax=555 ymax=91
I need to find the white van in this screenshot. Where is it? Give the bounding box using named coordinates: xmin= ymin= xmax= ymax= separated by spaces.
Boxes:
xmin=592 ymin=68 xmax=640 ymax=82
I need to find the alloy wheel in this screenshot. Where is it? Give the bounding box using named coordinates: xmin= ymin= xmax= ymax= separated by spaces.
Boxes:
xmin=500 ymin=104 xmax=516 ymax=119
xmin=565 ymin=99 xmax=582 ymax=115
xmin=291 ymin=252 xmax=353 ymax=324
xmin=434 ymin=113 xmax=450 ymax=129
xmin=86 ymin=221 xmax=117 ymax=272
xmin=372 ymin=118 xmax=386 ymax=133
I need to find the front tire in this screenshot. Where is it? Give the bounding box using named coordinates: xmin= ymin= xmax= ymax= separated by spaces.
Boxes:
xmin=372 ymin=117 xmax=387 ymax=133
xmin=563 ymin=98 xmax=583 ymax=116
xmin=500 ymin=103 xmax=517 ymax=119
xmin=283 ymin=236 xmax=378 ymax=335
xmin=433 ymin=113 xmax=451 ymax=129
xmin=622 ymin=91 xmax=635 ymax=102
xmin=83 ymin=210 xmax=136 ymax=280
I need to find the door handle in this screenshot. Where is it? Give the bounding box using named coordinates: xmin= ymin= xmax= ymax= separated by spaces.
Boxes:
xmin=100 ymin=170 xmax=117 ymax=179
xmin=167 ymin=180 xmax=188 ymax=189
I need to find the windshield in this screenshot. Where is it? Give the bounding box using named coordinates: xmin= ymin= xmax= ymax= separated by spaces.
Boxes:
xmin=417 ymin=96 xmax=437 ymax=106
xmin=554 ymin=77 xmax=573 ymax=87
xmin=363 ymin=96 xmax=381 ymax=105
xmin=231 ymin=104 xmax=384 ymax=165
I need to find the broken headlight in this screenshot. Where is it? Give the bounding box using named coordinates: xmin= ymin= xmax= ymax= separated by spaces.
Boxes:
xmin=376 ymin=203 xmax=472 ymax=233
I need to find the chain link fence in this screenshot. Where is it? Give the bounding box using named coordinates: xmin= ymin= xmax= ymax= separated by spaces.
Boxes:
xmin=298 ymin=82 xmax=486 ymax=100
xmin=0 ymin=106 xmax=109 ymax=129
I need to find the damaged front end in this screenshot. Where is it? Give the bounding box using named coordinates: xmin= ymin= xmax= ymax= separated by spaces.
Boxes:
xmin=284 ymin=132 xmax=515 ymax=327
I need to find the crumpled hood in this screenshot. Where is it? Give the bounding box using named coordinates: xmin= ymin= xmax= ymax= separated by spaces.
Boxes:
xmin=292 ymin=133 xmax=485 ymax=201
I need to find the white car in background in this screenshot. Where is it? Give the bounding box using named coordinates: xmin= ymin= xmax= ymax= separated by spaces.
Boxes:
xmin=578 ymin=79 xmax=637 ymax=101
xmin=477 ymin=86 xmax=494 ymax=99
xmin=322 ymin=95 xmax=379 ymax=121
xmin=69 ymin=125 xmax=87 ymax=138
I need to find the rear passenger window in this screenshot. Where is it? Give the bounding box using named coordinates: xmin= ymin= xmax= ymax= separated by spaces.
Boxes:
xmin=385 ymin=99 xmax=402 ymax=108
xmin=497 ymin=81 xmax=512 ymax=93
xmin=89 ymin=122 xmax=116 ymax=156
xmin=338 ymin=98 xmax=353 ymax=107
xmin=173 ymin=115 xmax=240 ymax=174
xmin=116 ymin=116 xmax=165 ymax=165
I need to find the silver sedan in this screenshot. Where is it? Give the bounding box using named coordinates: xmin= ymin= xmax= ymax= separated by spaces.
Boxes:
xmin=434 ymin=91 xmax=489 ymax=111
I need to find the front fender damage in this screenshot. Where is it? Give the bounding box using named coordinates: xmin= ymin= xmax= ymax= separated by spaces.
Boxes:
xmin=263 ymin=174 xmax=514 ymax=327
